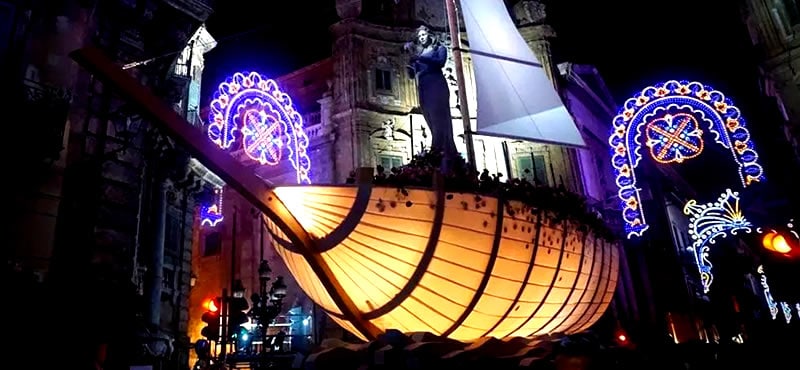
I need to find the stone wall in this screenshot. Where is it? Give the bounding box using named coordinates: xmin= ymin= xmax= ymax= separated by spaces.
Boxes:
xmin=9 ymin=0 xmax=213 ymax=368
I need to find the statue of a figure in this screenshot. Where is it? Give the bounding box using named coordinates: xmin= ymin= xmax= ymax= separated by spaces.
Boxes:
xmin=382 ymin=119 xmax=395 ymax=140
xmin=404 ymin=25 xmax=458 ymax=159
xmin=513 ymin=0 xmax=546 ymax=25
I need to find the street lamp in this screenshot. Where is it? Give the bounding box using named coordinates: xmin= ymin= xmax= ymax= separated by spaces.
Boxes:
xmin=256 ymin=259 xmax=272 ymax=354
xmin=232 ymin=279 xmax=246 ymax=298
xmin=250 ymin=260 xmax=289 ymax=367
xmin=270 ymin=276 xmax=287 ymax=301
xmin=258 ymin=260 xmax=272 ymax=285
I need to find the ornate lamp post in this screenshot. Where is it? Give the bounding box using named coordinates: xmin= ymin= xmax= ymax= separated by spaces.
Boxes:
xmin=256 ymin=260 xmax=272 ymax=350
xmin=251 ymin=259 xmax=288 ymax=368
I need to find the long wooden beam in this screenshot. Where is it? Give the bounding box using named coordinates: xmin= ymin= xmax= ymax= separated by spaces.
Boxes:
xmin=69 ymin=47 xmax=314 ymax=249
xmin=69 ymin=47 xmax=383 ymax=340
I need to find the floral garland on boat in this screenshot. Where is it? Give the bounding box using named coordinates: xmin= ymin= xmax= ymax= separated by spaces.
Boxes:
xmin=347 ymin=150 xmax=618 ymax=241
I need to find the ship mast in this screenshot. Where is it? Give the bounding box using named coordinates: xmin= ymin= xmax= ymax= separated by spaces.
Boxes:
xmin=445 ymin=0 xmax=477 ymax=170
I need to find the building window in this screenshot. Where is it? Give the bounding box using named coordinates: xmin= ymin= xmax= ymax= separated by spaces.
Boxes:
xmin=771 ymin=0 xmax=800 ymax=38
xmin=372 ymin=0 xmax=395 ymax=20
xmin=165 ymin=212 xmax=181 ymax=256
xmin=375 ymin=68 xmax=392 ymax=92
xmin=204 ymin=231 xmax=222 ymax=256
xmin=780 ymin=0 xmax=800 ymax=26
xmin=162 ymin=267 xmax=175 ymax=290
xmin=515 ymin=154 xmax=548 ymax=186
xmin=378 ymin=154 xmax=404 ymax=171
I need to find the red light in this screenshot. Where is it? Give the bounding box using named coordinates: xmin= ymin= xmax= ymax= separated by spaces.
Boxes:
xmin=204 ymin=299 xmax=219 ymax=312
xmin=614 ymin=327 xmax=630 ymax=346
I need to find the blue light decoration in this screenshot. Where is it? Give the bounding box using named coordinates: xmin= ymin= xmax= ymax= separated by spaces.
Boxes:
xmin=757 ymin=265 xmax=795 ymax=324
xmin=684 ymin=196 xmax=799 ymax=317
xmin=200 ymin=187 xmax=224 ymax=227
xmin=207 ymin=71 xmax=312 ymax=184
xmin=645 ymin=113 xmax=704 ymax=163
xmin=683 ymin=189 xmax=752 ymax=293
xmin=609 ymin=80 xmax=764 ymax=238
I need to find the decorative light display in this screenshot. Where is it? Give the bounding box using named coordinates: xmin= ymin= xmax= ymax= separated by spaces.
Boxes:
xmin=609 ymin=80 xmax=764 ymax=238
xmin=757 ymin=265 xmax=794 ymax=324
xmin=683 ymin=199 xmax=799 ymax=322
xmin=645 ymin=113 xmax=704 ymax=164
xmin=208 ymin=71 xmax=312 ymax=184
xmin=200 ymin=187 xmax=224 ymax=227
xmin=265 ymin=186 xmax=619 ymax=342
xmin=683 ymin=189 xmax=752 ymax=293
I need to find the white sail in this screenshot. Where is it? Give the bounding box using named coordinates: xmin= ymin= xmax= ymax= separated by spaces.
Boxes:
xmin=460 ymin=0 xmax=586 ymax=147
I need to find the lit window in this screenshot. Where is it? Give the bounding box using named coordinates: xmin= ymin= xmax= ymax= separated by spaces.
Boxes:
xmin=770 ymin=0 xmax=800 ymax=38
xmin=515 ymin=154 xmax=548 ymax=186
xmin=378 ymin=154 xmax=404 ymax=170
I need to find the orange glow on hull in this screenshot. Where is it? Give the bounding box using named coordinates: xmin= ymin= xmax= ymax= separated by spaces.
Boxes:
xmin=267 ymin=185 xmax=620 ymax=342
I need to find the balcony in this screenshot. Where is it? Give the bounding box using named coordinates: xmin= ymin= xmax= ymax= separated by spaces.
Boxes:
xmin=163 ymin=0 xmax=214 ymax=21
xmin=302 ymin=112 xmax=328 ymax=141
xmin=21 ymin=79 xmax=72 ymax=163
xmin=303 ymin=111 xmax=321 ymax=126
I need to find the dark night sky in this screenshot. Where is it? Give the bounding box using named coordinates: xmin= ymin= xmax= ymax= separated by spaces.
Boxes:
xmin=200 ymin=0 xmax=794 ymax=207
xmin=201 ymin=0 xmax=338 ymax=103
xmin=202 ymin=0 xmax=760 ymax=107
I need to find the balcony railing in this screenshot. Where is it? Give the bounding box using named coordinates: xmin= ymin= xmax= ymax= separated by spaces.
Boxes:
xmin=304 ymin=123 xmax=324 ymax=140
xmin=303 ymin=112 xmax=321 ymax=126
xmin=21 ymin=79 xmax=72 ymax=162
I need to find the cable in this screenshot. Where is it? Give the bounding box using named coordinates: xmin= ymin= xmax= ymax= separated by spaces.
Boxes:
xmin=122 ymin=24 xmax=273 ymax=70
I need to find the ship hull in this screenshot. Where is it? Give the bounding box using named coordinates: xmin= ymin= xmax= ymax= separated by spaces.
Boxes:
xmin=267 ymin=184 xmax=619 ymax=342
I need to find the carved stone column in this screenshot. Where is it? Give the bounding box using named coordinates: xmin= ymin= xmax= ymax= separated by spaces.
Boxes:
xmin=513 ymin=1 xmax=560 ymax=91
xmin=316 ymin=87 xmax=338 ymax=182
xmin=147 ymin=177 xmax=169 ymax=327
xmin=336 ymin=0 xmax=362 ymax=19
xmin=319 ymin=83 xmax=334 ymax=128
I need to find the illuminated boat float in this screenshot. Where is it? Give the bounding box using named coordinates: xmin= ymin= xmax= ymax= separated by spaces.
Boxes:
xmin=267 ymin=180 xmax=619 ymax=342
xmin=71 ymin=4 xmax=620 ymax=341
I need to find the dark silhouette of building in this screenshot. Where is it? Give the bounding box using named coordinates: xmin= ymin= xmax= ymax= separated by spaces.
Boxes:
xmin=4 ymin=0 xmax=216 ymax=368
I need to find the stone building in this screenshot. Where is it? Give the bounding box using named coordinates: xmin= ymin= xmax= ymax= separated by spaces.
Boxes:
xmin=188 ymin=0 xmax=641 ymax=348
xmin=742 ymin=0 xmax=800 ymax=161
xmin=5 ymin=0 xmax=217 ymax=368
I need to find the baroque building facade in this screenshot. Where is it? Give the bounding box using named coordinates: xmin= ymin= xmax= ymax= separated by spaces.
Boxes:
xmin=188 ymin=0 xmax=642 ymax=349
xmin=4 ymin=0 xmax=217 ymax=368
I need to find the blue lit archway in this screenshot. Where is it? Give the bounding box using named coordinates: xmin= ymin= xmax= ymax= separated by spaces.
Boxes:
xmin=208 ymin=71 xmax=312 ymax=184
xmin=608 ymin=80 xmax=764 ymax=238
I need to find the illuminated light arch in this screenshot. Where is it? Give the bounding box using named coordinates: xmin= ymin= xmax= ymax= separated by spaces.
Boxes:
xmin=609 ymin=80 xmax=764 ymax=238
xmin=757 ymin=265 xmax=795 ymax=324
xmin=200 ymin=187 xmax=224 ymax=227
xmin=208 ymin=71 xmax=312 ymax=184
xmin=683 ymin=189 xmax=752 ymax=293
